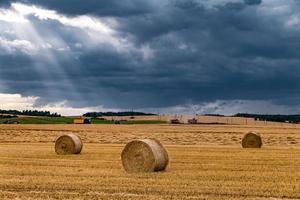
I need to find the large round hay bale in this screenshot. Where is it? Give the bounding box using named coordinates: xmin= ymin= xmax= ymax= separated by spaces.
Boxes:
xmin=55 ymin=134 xmax=83 ymax=155
xmin=242 ymin=132 xmax=262 ymax=148
xmin=121 ymin=139 xmax=169 ymax=173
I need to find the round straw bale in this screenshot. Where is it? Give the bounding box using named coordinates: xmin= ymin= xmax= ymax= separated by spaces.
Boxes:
xmin=242 ymin=132 xmax=262 ymax=148
xmin=55 ymin=134 xmax=83 ymax=155
xmin=121 ymin=139 xmax=169 ymax=173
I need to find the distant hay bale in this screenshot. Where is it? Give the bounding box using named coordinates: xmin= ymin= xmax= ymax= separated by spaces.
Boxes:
xmin=55 ymin=134 xmax=83 ymax=155
xmin=121 ymin=139 xmax=169 ymax=173
xmin=242 ymin=132 xmax=262 ymax=148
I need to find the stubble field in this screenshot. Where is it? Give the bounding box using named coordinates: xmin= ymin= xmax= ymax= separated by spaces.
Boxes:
xmin=0 ymin=124 xmax=299 ymax=199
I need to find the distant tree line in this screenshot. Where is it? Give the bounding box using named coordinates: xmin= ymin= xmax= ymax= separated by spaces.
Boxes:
xmin=83 ymin=111 xmax=156 ymax=118
xmin=234 ymin=113 xmax=300 ymax=123
xmin=203 ymin=114 xmax=225 ymax=117
xmin=0 ymin=109 xmax=61 ymax=117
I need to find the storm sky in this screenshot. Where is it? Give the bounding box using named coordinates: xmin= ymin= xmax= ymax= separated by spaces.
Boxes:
xmin=1 ymin=0 xmax=300 ymax=115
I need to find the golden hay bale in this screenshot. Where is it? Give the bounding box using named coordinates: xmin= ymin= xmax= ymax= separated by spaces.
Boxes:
xmin=242 ymin=132 xmax=263 ymax=148
xmin=121 ymin=139 xmax=169 ymax=173
xmin=55 ymin=134 xmax=83 ymax=155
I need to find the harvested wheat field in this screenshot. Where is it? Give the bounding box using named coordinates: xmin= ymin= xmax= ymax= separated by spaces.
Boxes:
xmin=0 ymin=124 xmax=299 ymax=200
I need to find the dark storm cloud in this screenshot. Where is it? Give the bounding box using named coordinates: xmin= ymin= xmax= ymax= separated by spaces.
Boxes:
xmin=1 ymin=0 xmax=300 ymax=112
xmin=0 ymin=0 xmax=12 ymax=6
xmin=12 ymin=0 xmax=262 ymax=16
xmin=19 ymin=0 xmax=159 ymax=16
xmin=244 ymin=0 xmax=262 ymax=5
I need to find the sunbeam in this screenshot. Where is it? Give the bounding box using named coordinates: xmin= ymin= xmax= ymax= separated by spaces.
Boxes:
xmin=0 ymin=2 xmax=130 ymax=109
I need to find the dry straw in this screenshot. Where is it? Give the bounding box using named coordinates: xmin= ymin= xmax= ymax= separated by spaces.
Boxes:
xmin=55 ymin=133 xmax=83 ymax=155
xmin=121 ymin=139 xmax=169 ymax=173
xmin=242 ymin=132 xmax=263 ymax=148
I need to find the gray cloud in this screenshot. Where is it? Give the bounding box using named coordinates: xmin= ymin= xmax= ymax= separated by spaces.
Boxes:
xmin=18 ymin=0 xmax=161 ymax=16
xmin=0 ymin=0 xmax=12 ymax=6
xmin=1 ymin=0 xmax=300 ymax=114
xmin=244 ymin=0 xmax=262 ymax=5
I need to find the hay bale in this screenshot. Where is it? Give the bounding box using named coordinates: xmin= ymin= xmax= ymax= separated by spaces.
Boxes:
xmin=55 ymin=134 xmax=83 ymax=155
xmin=121 ymin=139 xmax=169 ymax=173
xmin=242 ymin=132 xmax=262 ymax=148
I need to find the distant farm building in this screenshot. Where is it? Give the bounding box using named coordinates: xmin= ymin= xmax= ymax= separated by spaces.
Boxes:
xmin=170 ymin=119 xmax=181 ymax=124
xmin=73 ymin=118 xmax=91 ymax=124
xmin=188 ymin=118 xmax=198 ymax=124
